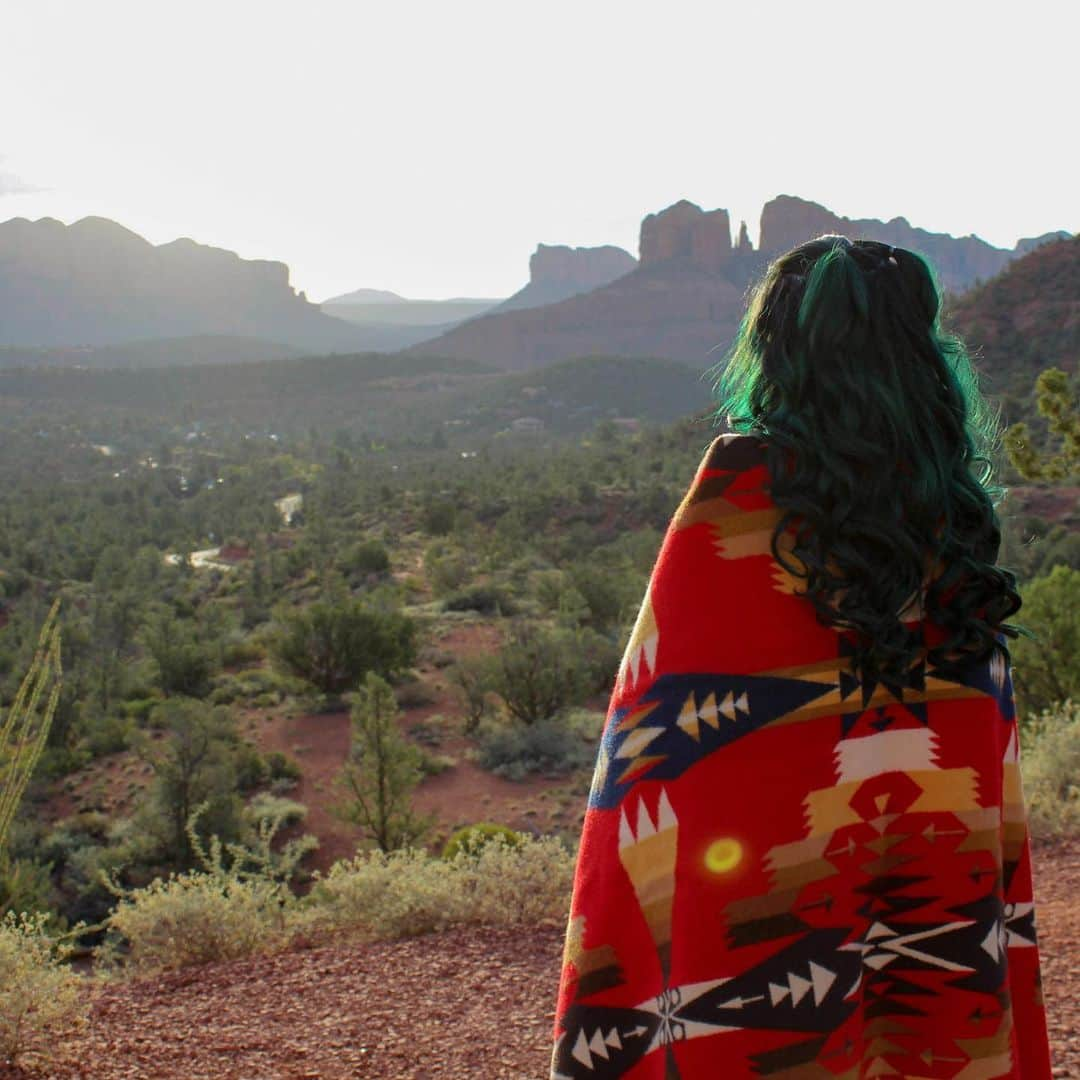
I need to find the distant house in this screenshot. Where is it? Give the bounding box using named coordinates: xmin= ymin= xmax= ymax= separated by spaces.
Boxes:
xmin=612 ymin=417 xmax=641 ymax=433
xmin=510 ymin=416 xmax=545 ymax=434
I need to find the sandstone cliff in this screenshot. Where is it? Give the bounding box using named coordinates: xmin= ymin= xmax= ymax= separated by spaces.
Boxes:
xmin=494 ymin=243 xmax=636 ymax=313
xmin=0 ymin=216 xmax=367 ymax=351
xmin=404 ymin=200 xmax=749 ymax=371
xmin=758 ymin=195 xmax=1028 ymax=293
xmin=405 ymin=195 xmax=1067 ymax=372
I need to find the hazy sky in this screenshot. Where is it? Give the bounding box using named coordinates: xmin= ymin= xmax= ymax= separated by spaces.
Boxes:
xmin=3 ymin=0 xmax=1077 ymax=302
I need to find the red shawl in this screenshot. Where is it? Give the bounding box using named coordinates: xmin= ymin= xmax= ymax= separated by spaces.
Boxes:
xmin=551 ymin=433 xmax=1052 ymax=1079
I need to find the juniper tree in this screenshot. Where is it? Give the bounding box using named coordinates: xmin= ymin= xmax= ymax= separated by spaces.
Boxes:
xmin=338 ymin=673 xmax=429 ymax=852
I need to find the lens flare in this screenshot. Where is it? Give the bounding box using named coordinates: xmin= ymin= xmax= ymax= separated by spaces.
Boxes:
xmin=704 ymin=837 xmax=744 ymax=874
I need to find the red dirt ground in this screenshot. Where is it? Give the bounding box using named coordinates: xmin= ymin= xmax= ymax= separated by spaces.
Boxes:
xmin=5 ymin=839 xmax=1077 ymax=1080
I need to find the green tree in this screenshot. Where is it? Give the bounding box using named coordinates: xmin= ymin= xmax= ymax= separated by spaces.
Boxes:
xmin=271 ymin=597 xmax=416 ymax=695
xmin=487 ymin=624 xmax=603 ymax=725
xmin=141 ymin=608 xmax=215 ymax=698
xmin=338 ymin=673 xmax=429 ymax=852
xmin=1005 ymin=367 xmax=1079 ymax=481
xmin=139 ymin=699 xmax=243 ymax=864
xmin=1011 ymin=565 xmax=1080 ymax=717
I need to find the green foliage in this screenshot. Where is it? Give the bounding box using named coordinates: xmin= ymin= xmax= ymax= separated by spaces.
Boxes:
xmin=476 ymin=716 xmax=595 ymax=780
xmin=450 ymin=660 xmax=495 ymax=734
xmin=443 ymin=584 xmax=517 ymax=615
xmin=485 ymin=623 xmax=615 ymax=725
xmin=1005 ymin=367 xmax=1080 ymax=481
xmin=0 ymin=911 xmax=88 ymax=1068
xmin=271 ymin=596 xmax=417 ymax=695
xmin=441 ymin=823 xmax=523 ymax=860
xmin=338 ymin=673 xmax=430 ymax=852
xmin=138 ymin=699 xmax=244 ymax=864
xmin=305 ymin=834 xmax=573 ymax=940
xmin=341 ymin=538 xmax=391 ymax=579
xmin=102 ymin=797 xmax=314 ymax=970
xmin=141 ymin=606 xmax=215 ymax=697
xmin=104 ymin=863 xmax=291 ymax=971
xmin=1022 ymin=701 xmax=1080 ymax=838
xmin=1 ymin=601 xmax=62 ymax=857
xmin=1011 ymin=565 xmax=1080 ymax=717
xmin=421 ymin=500 xmax=457 ymax=536
xmin=424 ymin=544 xmax=472 ymax=595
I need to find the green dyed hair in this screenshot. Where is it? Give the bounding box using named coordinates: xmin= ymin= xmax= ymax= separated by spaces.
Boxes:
xmin=713 ymin=235 xmax=1020 ymax=684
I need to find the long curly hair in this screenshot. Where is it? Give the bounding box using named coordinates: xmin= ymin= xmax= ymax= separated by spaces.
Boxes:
xmin=713 ymin=234 xmax=1021 ymax=684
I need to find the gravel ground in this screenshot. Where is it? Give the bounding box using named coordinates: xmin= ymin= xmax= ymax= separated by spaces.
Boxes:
xmin=4 ymin=841 xmax=1077 ymax=1079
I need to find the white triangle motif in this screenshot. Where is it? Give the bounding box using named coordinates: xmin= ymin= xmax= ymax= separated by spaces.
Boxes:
xmin=588 ymin=1029 xmax=609 ymax=1061
xmin=605 ymin=1027 xmax=622 ymax=1050
xmin=768 ymin=981 xmax=791 ymax=1006
xmin=808 ymin=961 xmax=836 ymax=1005
xmin=571 ymin=1029 xmax=593 ymax=1067
xmin=788 ymin=972 xmax=812 ymax=1006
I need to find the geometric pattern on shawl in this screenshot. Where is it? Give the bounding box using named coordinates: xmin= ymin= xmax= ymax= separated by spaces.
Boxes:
xmin=552 ymin=434 xmax=1053 ymax=1080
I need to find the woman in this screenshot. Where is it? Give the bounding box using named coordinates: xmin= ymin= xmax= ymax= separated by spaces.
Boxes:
xmin=551 ymin=236 xmax=1053 ymax=1079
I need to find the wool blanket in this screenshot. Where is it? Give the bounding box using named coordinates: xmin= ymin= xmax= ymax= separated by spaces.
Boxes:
xmin=551 ymin=433 xmax=1052 ymax=1080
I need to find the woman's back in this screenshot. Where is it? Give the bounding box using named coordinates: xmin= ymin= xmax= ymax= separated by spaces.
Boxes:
xmin=551 ymin=432 xmax=1052 ymax=1078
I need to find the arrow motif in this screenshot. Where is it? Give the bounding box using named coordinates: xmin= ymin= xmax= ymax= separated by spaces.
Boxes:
xmin=717 ymin=994 xmax=765 ymax=1009
xmin=923 ymin=823 xmax=967 ymax=843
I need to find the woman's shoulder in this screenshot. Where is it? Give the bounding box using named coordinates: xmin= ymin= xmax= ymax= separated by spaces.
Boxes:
xmin=697 ymin=430 xmax=769 ymax=476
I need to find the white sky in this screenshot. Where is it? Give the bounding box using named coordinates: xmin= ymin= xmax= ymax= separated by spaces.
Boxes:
xmin=3 ymin=0 xmax=1077 ymax=302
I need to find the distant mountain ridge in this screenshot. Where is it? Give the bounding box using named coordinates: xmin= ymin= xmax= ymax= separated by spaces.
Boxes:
xmin=404 ymin=196 xmax=1073 ymax=372
xmin=2 ymin=201 xmax=1071 ymax=372
xmin=947 ymin=233 xmax=1080 ymax=397
xmin=0 ymin=216 xmax=368 ymax=351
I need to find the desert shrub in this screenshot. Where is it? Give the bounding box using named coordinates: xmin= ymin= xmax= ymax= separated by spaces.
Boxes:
xmin=104 ymin=868 xmax=291 ymax=970
xmin=244 ymin=793 xmax=308 ymax=830
xmin=210 ymin=667 xmax=300 ymax=706
xmin=341 ymin=539 xmax=391 ymax=578
xmin=141 ymin=608 xmax=215 ymax=698
xmin=1022 ymin=700 xmax=1080 ymax=838
xmin=271 ymin=597 xmax=417 ymax=695
xmin=0 ymin=911 xmax=88 ymax=1068
xmin=233 ymin=741 xmax=269 ymax=791
xmin=476 ymin=717 xmax=594 ymax=780
xmin=306 ymin=835 xmax=572 ymax=939
xmin=307 ymin=847 xmax=463 ymax=938
xmin=395 ymin=677 xmax=438 ymax=709
xmin=221 ymin=636 xmax=266 ymax=668
xmin=121 ymin=695 xmax=160 ymax=723
xmin=265 ymin=751 xmax=302 ymax=786
xmin=449 ymin=660 xmax=495 ymax=733
xmin=83 ymin=710 xmax=133 ymax=757
xmin=425 ymin=547 xmax=472 ymax=596
xmin=421 ymin=500 xmax=457 ymax=536
xmin=485 ymin=624 xmax=612 ymax=725
xmin=443 ymin=584 xmax=517 ymax=616
xmin=457 ymin=834 xmax=573 ymax=925
xmin=416 ymin=748 xmax=456 ymax=777
xmin=566 ymin=560 xmax=636 ymax=631
xmin=409 ymin=713 xmax=453 ymax=747
xmin=1012 ymin=565 xmax=1080 ymax=717
xmin=442 ymin=823 xmax=523 ymax=860
xmin=0 ymin=858 xmax=54 ymax=920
